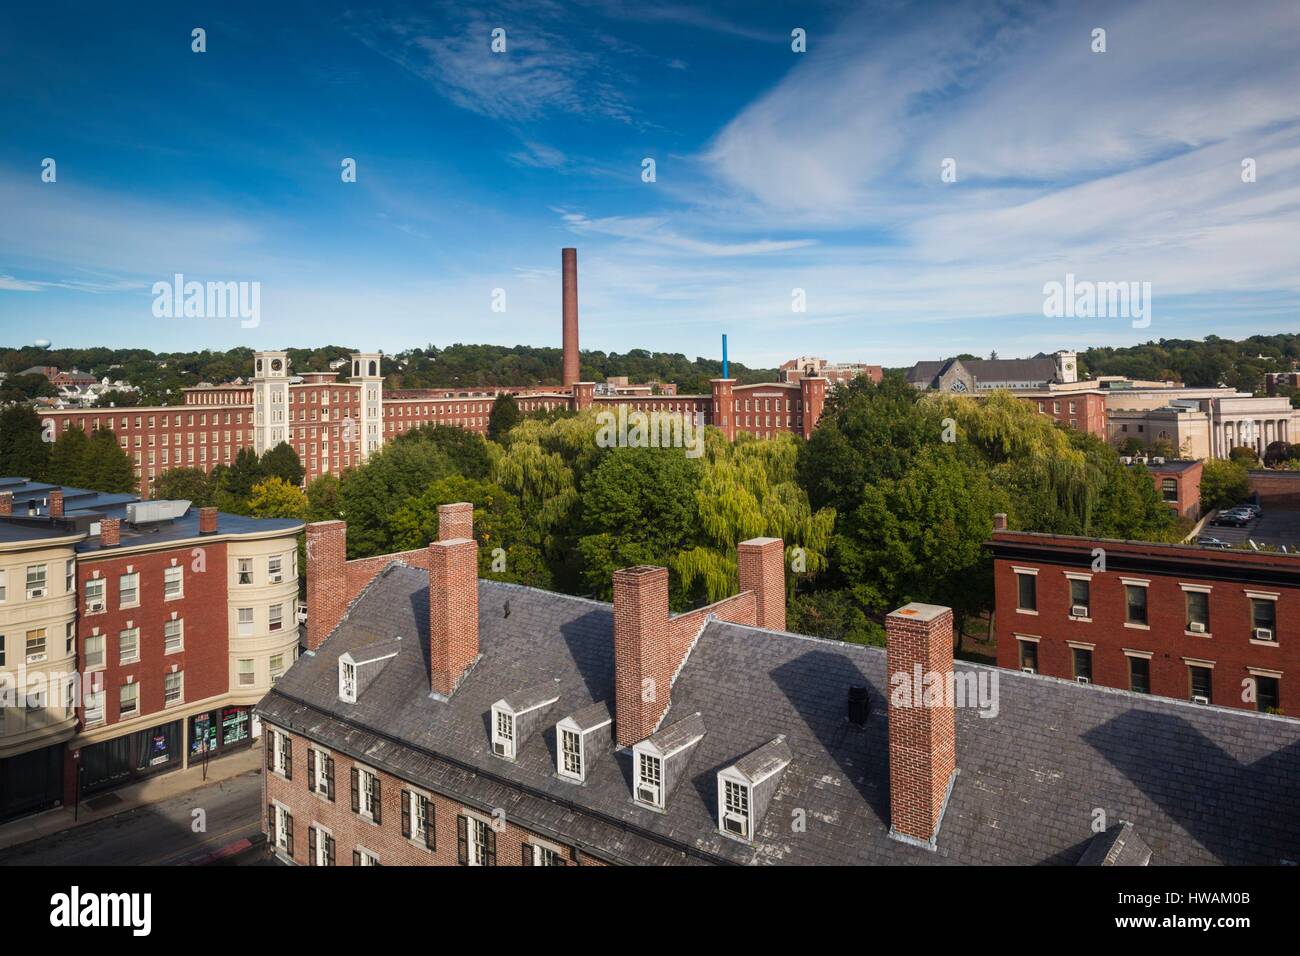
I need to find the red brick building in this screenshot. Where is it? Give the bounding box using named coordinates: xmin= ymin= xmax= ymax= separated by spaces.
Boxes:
xmin=989 ymin=520 xmax=1295 ymax=716
xmin=1146 ymin=459 xmax=1203 ymax=521
xmin=1024 ymin=389 xmax=1108 ymax=438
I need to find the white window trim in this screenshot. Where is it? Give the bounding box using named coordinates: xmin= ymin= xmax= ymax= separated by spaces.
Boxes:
xmin=465 ymin=812 xmax=493 ymax=866
xmin=529 ymin=837 xmax=565 ymax=866
xmin=1065 ymin=640 xmax=1096 ymax=651
xmin=557 ymin=724 xmax=586 ymax=781
xmin=1122 ymin=648 xmax=1154 ymax=659
xmin=632 ymin=746 xmax=665 ymax=810
xmin=717 ymin=770 xmax=753 ymax=841
xmin=313 ymin=823 xmax=333 ymax=866
xmin=1247 ymin=666 xmax=1283 ymax=679
xmin=491 ymin=706 xmax=516 ymax=760
xmin=339 ymin=657 xmax=357 ymax=703
xmin=1180 ymin=583 xmax=1213 ymax=594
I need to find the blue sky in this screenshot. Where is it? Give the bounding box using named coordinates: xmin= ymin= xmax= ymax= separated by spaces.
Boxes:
xmin=2 ymin=0 xmax=1299 ymax=368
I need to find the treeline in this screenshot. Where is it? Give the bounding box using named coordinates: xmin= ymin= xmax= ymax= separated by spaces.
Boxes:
xmin=1080 ymin=333 xmax=1300 ymax=395
xmin=0 ymin=406 xmax=135 ymax=493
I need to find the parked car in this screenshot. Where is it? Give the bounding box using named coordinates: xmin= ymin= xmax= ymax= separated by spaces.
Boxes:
xmin=1213 ymin=511 xmax=1252 ymax=527
xmin=1196 ymin=536 xmax=1232 ymax=549
xmin=1235 ymin=503 xmax=1263 ymax=517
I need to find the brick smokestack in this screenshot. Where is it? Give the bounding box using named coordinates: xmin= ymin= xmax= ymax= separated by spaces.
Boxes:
xmin=199 ymin=507 xmax=218 ymax=534
xmin=100 ymin=517 xmax=121 ymax=547
xmin=613 ymin=566 xmax=673 ymax=746
xmin=885 ymin=603 xmax=958 ymax=850
xmin=738 ymin=537 xmax=786 ymax=632
xmin=562 ymin=247 xmax=579 ymax=388
xmin=306 ymin=521 xmax=347 ymax=652
xmin=437 ymin=502 xmax=473 ymax=542
xmin=0 ymin=492 xmax=11 ymax=516
xmin=428 ymin=507 xmax=479 ymax=697
xmin=49 ymin=490 xmax=64 ymax=519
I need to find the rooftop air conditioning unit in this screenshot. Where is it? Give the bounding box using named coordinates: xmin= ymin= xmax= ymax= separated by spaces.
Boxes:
xmin=1192 ymin=695 xmax=1210 ymax=705
xmin=1254 ymin=628 xmax=1274 ymax=641
xmin=637 ymin=783 xmax=661 ymax=806
xmin=1188 ymin=621 xmax=1206 ymax=633
xmin=1071 ymin=605 xmax=1089 ymax=618
xmin=723 ymin=813 xmax=748 ymax=837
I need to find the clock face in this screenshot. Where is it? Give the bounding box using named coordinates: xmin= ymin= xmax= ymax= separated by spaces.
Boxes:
xmin=951 ymin=380 xmax=968 ymax=393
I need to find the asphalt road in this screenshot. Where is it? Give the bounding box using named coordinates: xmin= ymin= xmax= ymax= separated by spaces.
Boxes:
xmin=0 ymin=768 xmax=264 ymax=866
xmin=1203 ymin=509 xmax=1300 ymax=551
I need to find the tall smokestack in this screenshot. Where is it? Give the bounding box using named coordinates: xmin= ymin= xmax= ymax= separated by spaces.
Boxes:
xmin=562 ymin=247 xmax=579 ymax=387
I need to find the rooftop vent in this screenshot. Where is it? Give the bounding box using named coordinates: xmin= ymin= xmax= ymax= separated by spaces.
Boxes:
xmin=126 ymin=499 xmax=191 ymax=525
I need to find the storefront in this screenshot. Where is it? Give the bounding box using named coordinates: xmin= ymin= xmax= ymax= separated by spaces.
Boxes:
xmin=80 ymin=719 xmax=182 ymax=795
xmin=188 ymin=705 xmax=253 ymax=763
xmin=0 ymin=743 xmax=64 ymax=823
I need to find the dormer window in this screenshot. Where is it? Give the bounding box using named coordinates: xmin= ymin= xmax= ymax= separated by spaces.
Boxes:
xmin=560 ymin=728 xmax=582 ymax=779
xmin=554 ymin=701 xmax=612 ymax=784
xmin=636 ymin=752 xmax=663 ymax=808
xmin=340 ymin=660 xmax=357 ymax=703
xmin=722 ymin=779 xmax=750 ymax=838
xmin=492 ymin=709 xmax=515 ymax=759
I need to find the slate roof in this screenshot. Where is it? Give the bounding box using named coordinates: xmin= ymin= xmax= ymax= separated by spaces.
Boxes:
xmin=906 ymin=357 xmax=1059 ymax=388
xmin=1078 ymin=822 xmax=1152 ymax=866
xmin=258 ymin=564 xmax=1300 ymax=866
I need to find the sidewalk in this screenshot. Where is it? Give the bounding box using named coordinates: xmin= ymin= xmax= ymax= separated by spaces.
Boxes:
xmin=0 ymin=742 xmax=264 ymax=853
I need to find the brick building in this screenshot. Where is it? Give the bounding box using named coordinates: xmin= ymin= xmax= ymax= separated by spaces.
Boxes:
xmin=0 ymin=477 xmax=301 ymax=820
xmin=256 ymin=503 xmax=1300 ymax=865
xmin=34 ymin=249 xmax=830 ymax=497
xmin=989 ymin=519 xmax=1296 ymax=717
xmin=1144 ymin=459 xmax=1203 ymax=521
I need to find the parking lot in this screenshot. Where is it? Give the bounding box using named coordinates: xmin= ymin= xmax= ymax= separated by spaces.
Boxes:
xmin=1201 ymin=508 xmax=1300 ymax=552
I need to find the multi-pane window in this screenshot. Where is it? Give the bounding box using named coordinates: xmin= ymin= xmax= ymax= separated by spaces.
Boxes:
xmin=354 ymin=848 xmax=379 ymax=867
xmin=1255 ymin=676 xmax=1281 ymax=713
xmin=1072 ymin=647 xmax=1093 ymax=682
xmin=84 ymin=577 xmax=105 ymax=611
xmin=356 ymin=768 xmax=380 ymax=818
xmin=1185 ymin=590 xmax=1209 ymax=631
xmin=84 ymin=687 xmax=105 ymax=724
xmin=311 ymin=827 xmax=334 ymax=867
xmin=85 ymin=634 xmax=105 ymax=669
xmin=1125 ymin=584 xmax=1148 ymax=625
xmin=26 ymin=564 xmax=48 ymax=599
xmin=119 ymin=627 xmax=139 ymax=664
xmin=561 ymin=729 xmax=582 ymax=777
xmin=119 ymin=682 xmax=138 ymax=717
xmin=405 ymin=791 xmax=435 ymax=849
xmin=268 ymin=555 xmax=283 ymax=584
xmin=164 ymin=566 xmax=183 ymax=598
xmin=119 ymin=572 xmax=139 ymax=607
xmin=1129 ymin=656 xmax=1151 ymax=694
xmin=1251 ymin=598 xmax=1277 ymax=639
xmin=65 ymin=621 xmax=75 ymax=655
xmin=269 ymin=604 xmax=283 ymax=631
xmin=1161 ymin=478 xmax=1178 ymax=503
xmin=1016 ymin=572 xmax=1036 ymax=612
xmin=65 ymin=559 xmax=75 ymax=593
xmin=467 ymin=816 xmax=493 ymax=866
xmin=270 ymin=653 xmax=284 ymax=683
xmin=723 ymin=779 xmax=750 ymax=837
xmin=1069 ymin=578 xmax=1090 ymax=615
xmin=310 ymin=749 xmax=332 ymax=796
xmin=1018 ymin=639 xmax=1038 ymax=672
xmin=637 ymin=752 xmax=663 ymax=806
xmin=237 ymin=559 xmax=253 ymax=585
xmin=1189 ymin=665 xmax=1213 ymax=703
xmin=532 ymin=844 xmax=564 ymax=866
xmin=164 ymin=672 xmax=183 ymax=706
xmin=164 ymin=619 xmax=183 ymax=653
xmin=237 ymin=608 xmax=253 ymax=636
xmin=494 ymin=710 xmax=515 ymax=757
xmin=25 ymin=628 xmax=47 ymax=663
xmin=340 ymin=660 xmax=356 ymax=700
xmin=238 ymin=659 xmax=255 ymax=686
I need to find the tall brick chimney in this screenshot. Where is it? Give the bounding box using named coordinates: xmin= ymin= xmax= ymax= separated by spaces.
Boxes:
xmin=738 ymin=537 xmax=786 ymax=632
xmin=0 ymin=492 xmax=11 ymax=516
xmin=885 ymin=603 xmax=958 ymax=850
xmin=992 ymin=512 xmax=1007 ymax=531
xmin=562 ymin=247 xmax=579 ymax=388
xmin=613 ymin=566 xmax=673 ymax=746
xmin=100 ymin=517 xmax=121 ymax=548
xmin=428 ymin=505 xmax=479 ymax=697
xmin=437 ymin=502 xmax=473 ymax=542
xmin=198 ymin=507 xmax=218 ymax=534
xmin=306 ymin=521 xmax=347 ymax=652
xmin=49 ymin=490 xmax=64 ymax=519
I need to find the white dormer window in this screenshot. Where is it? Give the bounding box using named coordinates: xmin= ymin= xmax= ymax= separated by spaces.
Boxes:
xmin=560 ymin=728 xmax=582 ymax=780
xmin=492 ymin=709 xmax=515 ymax=759
xmin=721 ymin=778 xmax=751 ymax=839
xmin=339 ymin=660 xmax=357 ymax=703
xmin=636 ymin=752 xmax=663 ymax=808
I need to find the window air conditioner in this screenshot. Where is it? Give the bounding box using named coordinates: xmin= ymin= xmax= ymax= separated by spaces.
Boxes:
xmin=493 ymin=741 xmax=508 ymax=757
xmin=1076 ymin=676 xmax=1090 ymax=685
xmin=1071 ymin=605 xmax=1089 ymax=618
xmin=1254 ymin=628 xmax=1274 ymax=641
xmin=1192 ymin=695 xmax=1209 ymax=705
xmin=1188 ymin=621 xmax=1206 ymax=633
xmin=29 ymin=588 xmax=45 ymax=599
xmin=723 ymin=813 xmax=748 ymax=837
xmin=88 ymin=601 xmax=104 ymax=613
xmin=637 ymin=783 xmax=660 ymax=806
xmin=1021 ymin=667 xmax=1036 ymax=675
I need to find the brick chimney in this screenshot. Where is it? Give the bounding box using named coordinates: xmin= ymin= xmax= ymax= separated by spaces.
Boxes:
xmin=613 ymin=566 xmax=673 ymax=746
xmin=305 ymin=521 xmax=347 ymax=652
xmin=49 ymin=490 xmax=64 ymax=519
xmin=562 ymin=247 xmax=580 ymax=387
xmin=100 ymin=517 xmax=121 ymax=548
xmin=738 ymin=537 xmax=786 ymax=632
xmin=198 ymin=507 xmax=218 ymax=534
xmin=0 ymin=491 xmax=13 ymax=516
xmin=992 ymin=512 xmax=1007 ymax=531
xmin=428 ymin=508 xmax=479 ymax=697
xmin=437 ymin=502 xmax=473 ymax=542
xmin=885 ymin=603 xmax=958 ymax=850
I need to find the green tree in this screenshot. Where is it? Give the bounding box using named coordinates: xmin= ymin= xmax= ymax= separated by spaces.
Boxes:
xmin=487 ymin=393 xmax=521 ymax=443
xmin=1200 ymin=458 xmax=1251 ymax=511
xmin=46 ymin=426 xmax=92 ymax=488
xmin=305 ymin=474 xmax=343 ymax=522
xmin=339 ymin=440 xmax=455 ymax=556
xmin=224 ymin=448 xmax=264 ymax=501
xmin=260 ymin=442 xmax=304 ymax=487
xmin=0 ymin=405 xmax=49 ymax=479
xmin=154 ymin=468 xmax=219 ymax=506
xmin=247 ymin=476 xmax=308 ymax=519
xmin=1229 ymin=445 xmax=1258 ymax=465
xmin=84 ymin=429 xmax=137 ymax=493
xmin=395 ymin=424 xmax=495 ymax=479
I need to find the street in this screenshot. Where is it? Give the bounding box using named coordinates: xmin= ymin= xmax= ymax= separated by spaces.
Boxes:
xmin=0 ymin=768 xmax=264 ymax=867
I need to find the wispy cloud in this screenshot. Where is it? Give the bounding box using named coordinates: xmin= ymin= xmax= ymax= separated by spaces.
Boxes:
xmin=558 ymin=210 xmax=816 ymax=257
